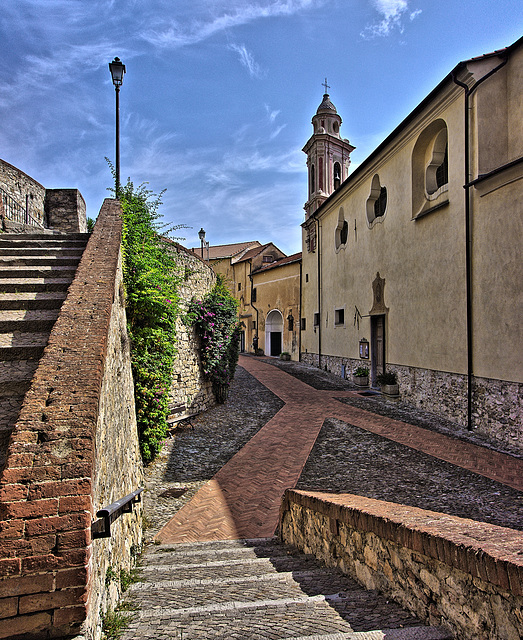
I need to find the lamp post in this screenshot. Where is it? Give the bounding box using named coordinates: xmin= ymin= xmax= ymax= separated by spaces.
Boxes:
xmin=198 ymin=228 xmax=206 ymax=259
xmin=109 ymin=57 xmax=126 ymax=198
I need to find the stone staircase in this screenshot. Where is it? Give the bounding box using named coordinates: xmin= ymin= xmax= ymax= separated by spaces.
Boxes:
xmin=121 ymin=537 xmax=453 ymax=640
xmin=0 ymin=233 xmax=89 ymax=470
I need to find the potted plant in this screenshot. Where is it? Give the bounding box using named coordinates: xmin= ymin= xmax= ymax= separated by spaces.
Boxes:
xmin=376 ymin=370 xmax=399 ymax=396
xmin=352 ymin=366 xmax=369 ymax=387
xmin=280 ymin=352 xmax=291 ymax=361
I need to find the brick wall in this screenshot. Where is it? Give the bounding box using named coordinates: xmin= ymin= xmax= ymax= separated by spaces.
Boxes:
xmin=280 ymin=489 xmax=523 ymax=640
xmin=167 ymin=243 xmax=216 ymax=422
xmin=0 ymin=199 xmax=143 ymax=640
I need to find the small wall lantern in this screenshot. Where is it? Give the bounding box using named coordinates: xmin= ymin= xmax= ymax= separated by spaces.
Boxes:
xmin=359 ymin=338 xmax=369 ymax=359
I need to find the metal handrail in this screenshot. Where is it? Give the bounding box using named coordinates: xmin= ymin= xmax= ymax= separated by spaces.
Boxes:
xmin=92 ymin=487 xmax=144 ymax=539
xmin=0 ymin=186 xmax=45 ymax=228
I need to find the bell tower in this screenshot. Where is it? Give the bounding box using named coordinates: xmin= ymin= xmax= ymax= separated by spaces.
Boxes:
xmin=303 ymin=80 xmax=355 ymax=219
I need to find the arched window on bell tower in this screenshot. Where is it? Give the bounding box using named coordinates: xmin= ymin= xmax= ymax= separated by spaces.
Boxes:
xmin=333 ymin=162 xmax=341 ymax=190
xmin=310 ymin=164 xmax=315 ymax=196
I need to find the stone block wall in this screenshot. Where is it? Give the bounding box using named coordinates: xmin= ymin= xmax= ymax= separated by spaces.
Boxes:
xmin=300 ymin=351 xmax=522 ymax=455
xmin=45 ymin=189 xmax=87 ymax=234
xmin=0 ymin=199 xmax=143 ymax=640
xmin=166 ymin=243 xmax=216 ymax=422
xmin=0 ymin=158 xmax=46 ymax=227
xmin=280 ymin=489 xmax=523 ymax=640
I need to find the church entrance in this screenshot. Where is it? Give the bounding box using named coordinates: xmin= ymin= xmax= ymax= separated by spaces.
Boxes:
xmin=371 ymin=315 xmax=385 ymax=386
xmin=265 ymin=309 xmax=284 ymax=357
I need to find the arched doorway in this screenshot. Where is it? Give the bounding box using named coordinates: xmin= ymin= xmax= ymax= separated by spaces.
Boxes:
xmin=265 ymin=309 xmax=284 ymax=357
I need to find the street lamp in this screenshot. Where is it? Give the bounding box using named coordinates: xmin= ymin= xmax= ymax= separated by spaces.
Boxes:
xmin=198 ymin=228 xmax=206 ymax=259
xmin=109 ymin=57 xmax=126 ymax=198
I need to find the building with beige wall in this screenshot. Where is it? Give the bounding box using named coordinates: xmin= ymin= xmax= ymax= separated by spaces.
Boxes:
xmin=301 ymin=37 xmax=523 ymax=452
xmin=251 ymin=253 xmax=301 ymax=359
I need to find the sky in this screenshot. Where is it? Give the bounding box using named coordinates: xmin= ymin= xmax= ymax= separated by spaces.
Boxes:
xmin=0 ymin=2 xmax=521 ymax=255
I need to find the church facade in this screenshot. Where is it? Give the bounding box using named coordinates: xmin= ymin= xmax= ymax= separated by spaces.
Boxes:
xmin=300 ymin=38 xmax=523 ymax=452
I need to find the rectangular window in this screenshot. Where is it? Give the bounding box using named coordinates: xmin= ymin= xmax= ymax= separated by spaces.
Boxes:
xmin=335 ymin=308 xmax=345 ymax=326
xmin=252 ymin=321 xmax=256 ymax=330
xmin=251 ymin=288 xmax=257 ymax=303
xmin=305 ymin=273 xmax=309 ymax=282
xmin=238 ymin=282 xmax=242 ymax=291
xmin=301 ymin=318 xmax=306 ymax=331
xmin=313 ymin=312 xmax=320 ymax=327
xmin=263 ymin=255 xmax=274 ymax=263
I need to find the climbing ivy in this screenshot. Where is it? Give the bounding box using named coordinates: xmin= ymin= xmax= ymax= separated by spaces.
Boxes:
xmin=116 ymin=174 xmax=183 ymax=463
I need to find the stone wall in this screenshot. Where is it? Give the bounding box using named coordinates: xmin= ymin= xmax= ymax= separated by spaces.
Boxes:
xmin=0 ymin=199 xmax=143 ymax=640
xmin=280 ymin=489 xmax=523 ymax=640
xmin=0 ymin=158 xmax=46 ymax=227
xmin=45 ymin=189 xmax=87 ymax=234
xmin=166 ymin=243 xmax=216 ymax=423
xmin=300 ymin=351 xmax=522 ymax=455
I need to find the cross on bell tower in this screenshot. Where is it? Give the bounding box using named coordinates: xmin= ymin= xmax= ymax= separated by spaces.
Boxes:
xmin=302 ymin=82 xmax=355 ymax=219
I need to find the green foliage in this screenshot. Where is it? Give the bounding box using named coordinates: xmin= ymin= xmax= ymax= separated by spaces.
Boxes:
xmin=188 ymin=276 xmax=241 ymax=402
xmin=115 ymin=167 xmax=184 ymax=463
xmin=354 ymin=366 xmax=369 ymax=377
xmin=86 ymin=216 xmax=95 ymax=232
xmin=376 ymin=369 xmax=398 ymax=385
xmin=101 ymin=608 xmax=135 ymax=640
xmin=120 ymin=567 xmax=141 ymax=592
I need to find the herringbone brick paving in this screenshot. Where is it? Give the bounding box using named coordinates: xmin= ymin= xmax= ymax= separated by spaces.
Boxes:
xmin=157 ymin=355 xmax=522 ymax=543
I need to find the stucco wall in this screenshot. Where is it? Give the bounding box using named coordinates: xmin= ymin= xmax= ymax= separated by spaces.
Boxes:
xmin=280 ymin=489 xmax=523 ymax=640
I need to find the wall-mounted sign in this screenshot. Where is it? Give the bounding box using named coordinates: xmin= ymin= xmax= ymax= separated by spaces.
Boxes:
xmin=359 ymin=338 xmax=369 ymax=359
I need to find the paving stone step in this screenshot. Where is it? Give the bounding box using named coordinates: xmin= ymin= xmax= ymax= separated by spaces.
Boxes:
xmin=120 ymin=538 xmax=450 ymax=640
xmin=0 ymin=256 xmax=82 ymax=267
xmin=0 ymin=292 xmax=67 ymax=310
xmin=0 ymin=332 xmax=48 ymax=361
xmin=0 ymin=265 xmax=78 ymax=279
xmin=0 ymin=308 xmax=59 ymax=333
xmin=281 ymin=629 xmax=453 ymax=640
xmin=0 ymin=278 xmax=73 ymax=293
xmin=0 ymin=233 xmax=89 ymax=243
xmin=0 ymin=247 xmax=85 ymax=257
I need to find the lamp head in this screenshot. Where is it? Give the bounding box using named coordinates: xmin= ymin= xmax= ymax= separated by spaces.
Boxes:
xmin=198 ymin=228 xmax=206 ymax=241
xmin=109 ymin=57 xmax=126 ymax=87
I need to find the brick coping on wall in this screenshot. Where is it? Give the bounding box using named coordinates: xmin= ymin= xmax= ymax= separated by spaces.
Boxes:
xmin=280 ymin=490 xmax=523 ymax=596
xmin=0 ymin=199 xmax=124 ymax=639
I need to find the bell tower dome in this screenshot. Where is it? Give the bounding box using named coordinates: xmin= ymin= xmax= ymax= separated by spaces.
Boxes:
xmin=303 ymin=80 xmax=355 ymax=218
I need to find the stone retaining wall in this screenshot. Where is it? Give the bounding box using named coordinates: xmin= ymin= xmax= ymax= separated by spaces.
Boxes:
xmin=45 ymin=189 xmax=87 ymax=234
xmin=167 ymin=243 xmax=216 ymax=422
xmin=280 ymin=489 xmax=523 ymax=640
xmin=0 ymin=199 xmax=143 ymax=639
xmin=300 ymin=352 xmax=522 ymax=455
xmin=0 ymin=158 xmax=46 ymax=227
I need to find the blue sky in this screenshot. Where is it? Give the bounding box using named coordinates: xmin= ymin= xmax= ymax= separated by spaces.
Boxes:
xmin=1 ymin=1 xmax=521 ymax=254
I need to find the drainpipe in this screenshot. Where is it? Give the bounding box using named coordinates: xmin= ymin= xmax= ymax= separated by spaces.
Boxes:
xmin=299 ymin=260 xmax=302 ymax=361
xmin=316 ymin=218 xmax=322 ymax=369
xmin=451 ymin=55 xmax=508 ymax=431
xmin=248 ymin=262 xmax=259 ymax=352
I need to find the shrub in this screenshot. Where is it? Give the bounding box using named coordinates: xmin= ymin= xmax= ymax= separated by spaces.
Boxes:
xmin=188 ymin=276 xmax=241 ymax=402
xmin=354 ymin=366 xmax=369 ymax=377
xmin=376 ymin=370 xmax=398 ymax=385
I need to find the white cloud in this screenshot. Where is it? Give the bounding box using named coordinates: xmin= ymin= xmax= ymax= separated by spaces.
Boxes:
xmin=361 ymin=0 xmax=421 ymax=38
xmin=228 ymin=43 xmax=264 ymax=77
xmin=142 ymin=0 xmax=321 ymax=49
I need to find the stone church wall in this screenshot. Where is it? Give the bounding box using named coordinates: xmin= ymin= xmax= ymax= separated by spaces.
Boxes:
xmin=301 ymin=352 xmax=522 ymax=456
xmin=167 ymin=243 xmax=216 ymax=423
xmin=0 ymin=199 xmax=143 ymax=640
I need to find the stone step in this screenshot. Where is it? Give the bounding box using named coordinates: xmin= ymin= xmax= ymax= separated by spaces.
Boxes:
xmin=0 ymin=309 xmax=59 ymax=333
xmin=0 ymin=278 xmax=72 ymax=293
xmin=0 ymin=234 xmax=89 ymax=247
xmin=0 ymin=265 xmax=78 ymax=279
xmin=0 ymin=292 xmax=67 ymax=310
xmin=0 ymin=247 xmax=85 ymax=257
xmin=0 ymin=256 xmax=81 ymax=267
xmin=120 ymin=538 xmax=452 ymax=640
xmin=0 ymin=360 xmax=38 ymax=395
xmin=0 ymin=332 xmax=48 ymax=361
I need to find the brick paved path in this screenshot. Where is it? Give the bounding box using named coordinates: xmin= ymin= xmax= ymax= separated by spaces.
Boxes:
xmin=156 ymin=355 xmax=523 ymax=544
